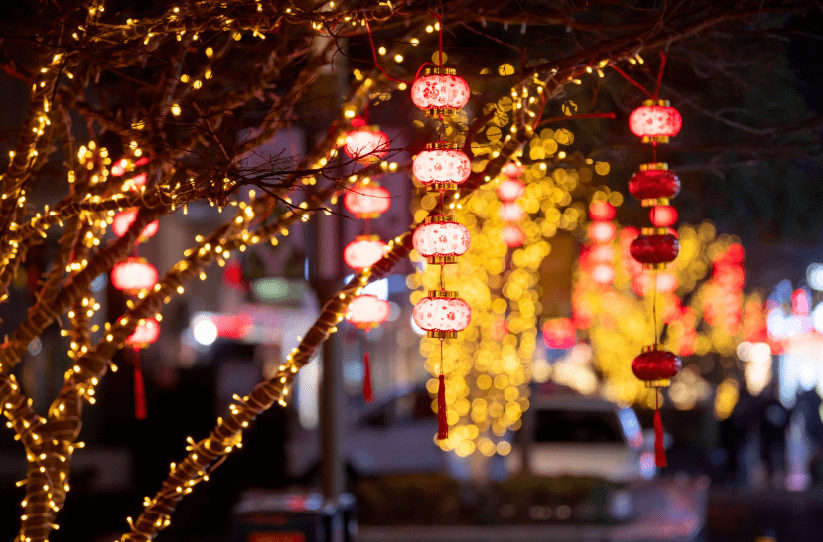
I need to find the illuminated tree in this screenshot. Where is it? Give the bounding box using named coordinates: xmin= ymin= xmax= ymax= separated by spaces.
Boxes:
xmin=0 ymin=1 xmax=818 ymax=541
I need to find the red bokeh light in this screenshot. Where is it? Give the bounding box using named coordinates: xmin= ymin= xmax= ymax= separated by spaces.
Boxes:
xmin=111 ymin=209 xmax=159 ymax=239
xmin=649 ymin=205 xmax=678 ymax=227
xmin=111 ymin=257 xmax=158 ymax=294
xmin=343 ymin=235 xmax=386 ymax=270
xmin=588 ymin=221 xmax=617 ymax=244
xmin=589 ymin=201 xmax=616 ymax=221
xmin=542 ymin=318 xmax=576 ymax=349
xmin=502 ymin=224 xmax=525 ymax=247
xmin=499 ymin=202 xmax=525 ymax=222
xmin=497 ymin=178 xmax=526 ymax=203
xmin=125 ymin=318 xmax=160 ymax=348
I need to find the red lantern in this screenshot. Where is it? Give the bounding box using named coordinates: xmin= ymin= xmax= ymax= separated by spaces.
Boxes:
xmin=499 ymin=203 xmax=525 ymax=222
xmin=412 ymin=142 xmax=471 ymax=191
xmin=629 ymin=164 xmax=681 ymax=206
xmin=125 ymin=318 xmax=160 ymax=348
xmin=629 ymin=100 xmax=682 ymax=143
xmin=542 ymin=318 xmax=576 ymax=349
xmin=343 ymin=235 xmax=387 ymax=270
xmin=502 ymin=224 xmax=525 ymax=248
xmin=346 ymin=294 xmax=390 ymax=331
xmin=112 ymin=209 xmax=160 ymax=239
xmin=344 ymin=126 xmax=390 ymax=164
xmin=412 ymin=291 xmax=472 ymax=339
xmin=591 ymin=263 xmax=616 ymax=285
xmin=412 ymin=215 xmax=471 ymax=264
xmin=410 ymin=67 xmax=470 ymax=117
xmin=497 ymin=178 xmax=525 ymax=203
xmin=588 ymin=244 xmax=616 ymax=263
xmin=111 ymin=257 xmax=159 ymax=294
xmin=588 ymin=221 xmax=617 ymax=244
xmin=344 ymin=182 xmax=391 ymax=219
xmin=502 ymin=163 xmax=525 ymax=178
xmin=631 ymin=346 xmax=682 ymax=385
xmin=649 ymin=205 xmax=678 ymax=227
xmin=589 ymin=201 xmax=616 ymax=221
xmin=630 ymin=229 xmax=679 ymax=268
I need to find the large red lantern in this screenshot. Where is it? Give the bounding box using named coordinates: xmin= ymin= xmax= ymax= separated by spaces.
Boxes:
xmin=629 ymin=100 xmax=682 ymax=143
xmin=629 ymin=164 xmax=681 ymax=205
xmin=410 ymin=67 xmax=470 ymax=117
xmin=344 ymin=182 xmax=391 ymax=219
xmin=111 ymin=257 xmax=158 ymax=295
xmin=125 ymin=318 xmax=160 ymax=348
xmin=502 ymin=224 xmax=525 ymax=248
xmin=412 ymin=291 xmax=472 ymax=339
xmin=343 ymin=235 xmax=387 ymax=270
xmin=344 ymin=126 xmax=390 ymax=164
xmin=412 ymin=142 xmax=471 ymax=191
xmin=112 ymin=209 xmax=160 ymax=239
xmin=649 ymin=205 xmax=678 ymax=227
xmin=412 ymin=215 xmax=471 ymax=264
xmin=499 ymin=203 xmax=525 ymax=222
xmin=630 ymin=229 xmax=679 ymax=268
xmin=497 ymin=178 xmax=525 ymax=203
xmin=346 ymin=295 xmax=390 ymax=331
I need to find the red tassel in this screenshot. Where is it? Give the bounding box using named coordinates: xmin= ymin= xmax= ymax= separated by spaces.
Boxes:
xmin=133 ymin=350 xmax=147 ymax=420
xmin=437 ymin=374 xmax=448 ymax=440
xmin=653 ymin=409 xmax=666 ymax=468
xmin=363 ymin=351 xmax=373 ymax=403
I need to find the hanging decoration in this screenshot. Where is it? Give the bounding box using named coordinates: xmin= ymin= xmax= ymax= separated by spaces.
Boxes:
xmin=497 ymin=164 xmax=527 ymax=248
xmin=343 ymin=234 xmax=387 ymax=270
xmin=626 ymin=52 xmax=683 ymax=468
xmin=410 ymin=16 xmax=473 ymax=440
xmin=581 ymin=201 xmax=618 ymax=286
xmin=111 ymin=257 xmax=159 ymax=295
xmin=344 ymin=180 xmax=391 ymax=219
xmin=344 ymin=120 xmax=390 ymax=164
xmin=346 ymin=295 xmax=390 ymax=402
xmin=111 ymin=209 xmax=160 ymax=240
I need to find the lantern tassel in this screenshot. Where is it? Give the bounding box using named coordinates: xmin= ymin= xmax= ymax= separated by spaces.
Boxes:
xmin=133 ymin=349 xmax=147 ymax=420
xmin=363 ymin=350 xmax=373 ymax=403
xmin=437 ymin=374 xmax=448 ymax=440
xmin=653 ymin=408 xmax=666 ymax=468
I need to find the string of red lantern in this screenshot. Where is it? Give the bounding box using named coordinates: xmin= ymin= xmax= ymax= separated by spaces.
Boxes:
xmin=410 ymin=21 xmax=473 ymax=440
xmin=626 ymin=54 xmax=682 ymax=468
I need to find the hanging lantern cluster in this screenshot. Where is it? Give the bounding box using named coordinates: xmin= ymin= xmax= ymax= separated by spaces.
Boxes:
xmin=581 ymin=201 xmax=618 ymax=286
xmin=627 ymin=84 xmax=683 ymax=468
xmin=343 ymin=123 xmax=393 ymax=402
xmin=497 ymin=163 xmax=526 ymax=248
xmin=410 ymin=46 xmax=472 ymax=440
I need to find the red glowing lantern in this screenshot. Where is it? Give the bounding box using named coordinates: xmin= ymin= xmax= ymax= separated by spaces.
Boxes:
xmin=649 ymin=205 xmax=678 ymax=227
xmin=629 ymin=100 xmax=682 ymax=143
xmin=111 ymin=257 xmax=158 ymax=294
xmin=502 ymin=224 xmax=525 ymax=248
xmin=588 ymin=221 xmax=618 ymax=244
xmin=111 ymin=209 xmax=160 ymax=239
xmin=344 ymin=126 xmax=390 ymax=164
xmin=589 ymin=201 xmax=616 ymax=221
xmin=497 ymin=178 xmax=525 ymax=203
xmin=125 ymin=318 xmax=160 ymax=348
xmin=630 ymin=230 xmax=679 ymax=268
xmin=502 ymin=163 xmax=525 ymax=178
xmin=588 ymin=244 xmax=616 ymax=263
xmin=346 ymin=295 xmax=390 ymax=331
xmin=410 ymin=67 xmax=470 ymax=117
xmin=344 ymin=182 xmax=391 ymax=219
xmin=412 ymin=215 xmax=471 ymax=264
xmin=499 ymin=203 xmax=525 ymax=222
xmin=631 ymin=346 xmax=682 ymax=385
xmin=412 ymin=291 xmax=472 ymax=338
xmin=542 ymin=318 xmax=576 ymax=349
xmin=591 ymin=263 xmax=616 ymax=285
xmin=343 ymin=235 xmax=387 ymax=270
xmin=412 ymin=142 xmax=471 ymax=191
xmin=629 ymin=164 xmax=681 ymax=205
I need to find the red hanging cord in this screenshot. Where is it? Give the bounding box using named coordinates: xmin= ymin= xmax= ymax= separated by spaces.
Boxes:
xmin=653 ymin=396 xmax=667 ymax=468
xmin=363 ymin=19 xmax=412 ymax=85
xmin=132 ymin=348 xmax=147 ymax=420
xmin=610 ymin=65 xmax=654 ymax=99
xmin=437 ymin=339 xmax=448 ymax=440
xmin=363 ymin=341 xmax=373 ymax=403
xmin=654 ymin=52 xmax=667 ymax=100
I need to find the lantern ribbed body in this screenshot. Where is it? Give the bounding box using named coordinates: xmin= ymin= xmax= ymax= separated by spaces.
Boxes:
xmin=412 ymin=216 xmax=471 ymax=264
xmin=410 ymin=68 xmax=470 ymax=115
xmin=502 ymin=224 xmax=525 ymax=247
xmin=499 ymin=203 xmax=525 ymax=222
xmin=629 ymin=100 xmax=683 ymax=143
xmin=344 ymin=126 xmax=390 ymax=163
xmin=413 ymin=292 xmax=472 ymax=338
xmin=344 ymin=182 xmax=391 ymax=219
xmin=630 ymin=233 xmax=680 ymax=267
xmin=497 ymin=179 xmax=525 ymax=203
xmin=632 ymin=347 xmax=682 ymax=385
xmin=649 ymin=205 xmax=678 ymax=227
xmin=111 ymin=257 xmax=158 ymax=294
xmin=412 ymin=143 xmax=471 ymax=189
xmin=346 ymin=294 xmax=390 ymax=331
xmin=629 ymin=165 xmax=681 ymax=204
xmin=112 ymin=209 xmax=159 ymax=239
xmin=343 ymin=235 xmax=387 ymax=270
xmin=125 ymin=318 xmax=160 ymax=348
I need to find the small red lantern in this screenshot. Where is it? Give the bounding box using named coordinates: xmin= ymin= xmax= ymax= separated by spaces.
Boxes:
xmin=502 ymin=224 xmax=525 ymax=248
xmin=588 ymin=221 xmax=618 ymax=244
xmin=112 ymin=209 xmax=160 ymax=239
xmin=412 ymin=291 xmax=472 ymax=339
xmin=344 ymin=182 xmax=391 ymax=219
xmin=343 ymin=235 xmax=387 ymax=270
xmin=346 ymin=295 xmax=390 ymax=331
xmin=632 ymin=345 xmax=681 ymax=385
xmin=412 ymin=142 xmax=471 ymax=191
xmin=111 ymin=257 xmax=159 ymax=295
xmin=410 ymin=67 xmax=470 ymax=117
xmin=542 ymin=318 xmax=576 ymax=349
xmin=629 ymin=164 xmax=681 ymax=206
xmin=649 ymin=205 xmax=678 ymax=227
xmin=412 ymin=215 xmax=471 ymax=264
xmin=497 ymin=178 xmax=525 ymax=203
xmin=499 ymin=203 xmax=525 ymax=222
xmin=344 ymin=126 xmax=390 ymax=164
xmin=125 ymin=318 xmax=160 ymax=348
xmin=630 ymin=229 xmax=679 ymax=268
xmin=629 ymin=100 xmax=682 ymax=143
xmin=589 ymin=201 xmax=616 ymax=221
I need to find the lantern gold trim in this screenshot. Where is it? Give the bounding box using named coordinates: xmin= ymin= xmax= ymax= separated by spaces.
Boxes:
xmin=641 ymin=227 xmax=670 ymax=236
xmin=643 ymin=262 xmax=669 ymax=270
xmin=428 ymin=289 xmax=458 ymax=299
xmin=425 ymin=107 xmax=457 ymax=118
xmin=639 ymin=162 xmax=669 ymax=172
xmin=426 ymin=141 xmax=459 ymax=151
xmin=424 ymin=214 xmax=456 ymax=224
xmin=427 ymin=182 xmax=458 ymax=192
xmin=645 ymin=378 xmax=671 ymax=388
xmin=424 ymin=67 xmax=457 ymax=76
xmin=641 ymin=197 xmax=670 ymax=207
xmin=642 ymin=99 xmax=671 ymax=108
xmin=642 ymin=135 xmax=670 ymax=144
xmin=428 ymin=255 xmax=458 ymax=264
xmin=427 ymin=330 xmax=457 ymax=339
